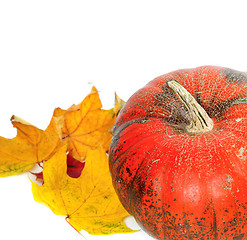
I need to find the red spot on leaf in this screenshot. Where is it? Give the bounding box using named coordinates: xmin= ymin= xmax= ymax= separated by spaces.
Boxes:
xmin=67 ymin=152 xmax=85 ymax=178
xmin=30 ymin=171 xmax=44 ymax=185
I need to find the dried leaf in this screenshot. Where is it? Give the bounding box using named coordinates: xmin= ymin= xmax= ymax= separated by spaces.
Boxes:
xmin=55 ymin=87 xmax=119 ymax=160
xmin=1 ymin=86 xmax=130 ymax=236
xmin=114 ymin=93 xmax=126 ymax=115
xmin=0 ymin=115 xmax=61 ymax=177
xmin=31 ymin=143 xmax=134 ymax=235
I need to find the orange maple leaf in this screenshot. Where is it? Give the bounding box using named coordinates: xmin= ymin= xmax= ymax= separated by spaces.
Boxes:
xmin=54 ymin=86 xmax=121 ymax=161
xmin=0 ymin=115 xmax=62 ymax=177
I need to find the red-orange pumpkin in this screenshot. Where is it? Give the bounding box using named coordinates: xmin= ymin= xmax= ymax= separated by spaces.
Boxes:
xmin=109 ymin=66 xmax=247 ymax=240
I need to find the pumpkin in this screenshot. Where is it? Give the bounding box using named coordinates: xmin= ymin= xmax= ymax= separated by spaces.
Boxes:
xmin=109 ymin=66 xmax=247 ymax=240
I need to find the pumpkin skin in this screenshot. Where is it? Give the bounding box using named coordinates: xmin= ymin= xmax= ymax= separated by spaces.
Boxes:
xmin=109 ymin=66 xmax=247 ymax=240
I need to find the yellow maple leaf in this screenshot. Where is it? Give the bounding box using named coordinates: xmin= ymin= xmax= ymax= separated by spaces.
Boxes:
xmin=114 ymin=92 xmax=126 ymax=116
xmin=54 ymin=86 xmax=120 ymax=161
xmin=31 ymin=143 xmax=135 ymax=235
xmin=0 ymin=115 xmax=62 ymax=177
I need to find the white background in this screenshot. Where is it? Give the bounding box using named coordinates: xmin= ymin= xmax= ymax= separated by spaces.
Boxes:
xmin=0 ymin=1 xmax=247 ymax=239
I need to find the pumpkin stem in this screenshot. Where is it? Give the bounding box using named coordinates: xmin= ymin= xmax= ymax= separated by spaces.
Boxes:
xmin=167 ymin=80 xmax=214 ymax=134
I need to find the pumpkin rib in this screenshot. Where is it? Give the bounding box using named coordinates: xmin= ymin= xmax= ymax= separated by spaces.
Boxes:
xmin=110 ymin=125 xmax=175 ymax=215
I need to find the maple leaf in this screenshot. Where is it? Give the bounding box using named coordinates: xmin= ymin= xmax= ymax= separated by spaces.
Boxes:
xmin=0 ymin=115 xmax=62 ymax=177
xmin=54 ymin=86 xmax=121 ymax=161
xmin=30 ymin=152 xmax=85 ymax=185
xmin=31 ymin=143 xmax=135 ymax=235
xmin=1 ymin=86 xmax=131 ymax=236
xmin=114 ymin=92 xmax=126 ymax=116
